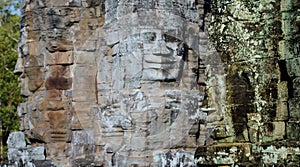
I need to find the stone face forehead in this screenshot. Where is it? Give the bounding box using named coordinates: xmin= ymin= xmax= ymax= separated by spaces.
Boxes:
xmin=104 ymin=0 xmax=199 ymax=24
xmin=103 ymin=1 xmax=201 ymax=53
xmin=105 ymin=0 xmax=198 ymax=10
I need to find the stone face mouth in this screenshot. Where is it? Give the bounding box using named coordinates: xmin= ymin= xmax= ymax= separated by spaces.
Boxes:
xmin=144 ymin=54 xmax=178 ymax=64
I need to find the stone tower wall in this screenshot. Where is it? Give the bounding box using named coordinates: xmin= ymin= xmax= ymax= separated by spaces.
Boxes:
xmin=7 ymin=0 xmax=300 ymax=166
xmin=10 ymin=0 xmax=218 ymax=166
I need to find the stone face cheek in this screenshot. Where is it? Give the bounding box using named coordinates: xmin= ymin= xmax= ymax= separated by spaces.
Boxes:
xmin=24 ymin=67 xmax=44 ymax=92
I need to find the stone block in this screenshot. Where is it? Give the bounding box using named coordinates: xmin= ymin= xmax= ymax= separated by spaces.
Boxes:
xmin=24 ymin=54 xmax=45 ymax=68
xmin=74 ymin=51 xmax=97 ymax=64
xmin=74 ymin=40 xmax=97 ymax=51
xmin=281 ymin=0 xmax=293 ymax=12
xmin=27 ymin=146 xmax=46 ymax=160
xmin=276 ymin=100 xmax=289 ymax=121
xmin=37 ymin=99 xmax=70 ymax=111
xmin=262 ymin=122 xmax=285 ymax=142
xmin=46 ymin=51 xmax=74 ymax=65
xmin=46 ymin=39 xmax=73 ymax=52
xmin=73 ymin=75 xmax=96 ymax=89
xmin=73 ymin=64 xmax=97 ymax=76
xmin=32 ymin=160 xmax=54 ymax=167
xmin=79 ymin=18 xmax=102 ymax=30
xmin=48 ymin=110 xmax=69 ymax=129
xmin=48 ymin=65 xmax=71 ymax=77
xmin=26 ymin=42 xmax=44 ymax=57
xmin=7 ymin=132 xmax=26 ymax=148
xmin=73 ymin=102 xmax=94 ymax=128
xmin=45 ymin=76 xmax=72 ymax=90
xmin=45 ymin=0 xmax=68 ymax=6
xmin=46 ymin=15 xmax=66 ymax=29
xmin=292 ymin=77 xmax=300 ymax=97
xmin=289 ymin=98 xmax=300 ymax=118
xmin=287 ymin=58 xmax=300 ymax=77
xmin=212 ymin=124 xmax=236 ymax=139
xmin=277 ymin=81 xmax=289 ymax=101
xmin=19 ymin=117 xmax=25 ymax=131
xmin=153 ymin=150 xmax=195 ymax=167
xmin=278 ymin=40 xmax=293 ymax=59
xmin=17 ymin=103 xmax=27 ymax=117
xmin=287 ymin=121 xmax=300 ymax=141
xmin=247 ymin=113 xmax=261 ymax=143
xmin=27 ymin=128 xmax=51 ymax=143
xmin=45 ymin=90 xmax=63 ymax=100
xmin=7 ymin=148 xmax=22 ymax=163
xmin=46 ymin=142 xmax=67 ymax=160
xmin=70 ymin=113 xmax=83 ymax=130
xmin=195 ymin=143 xmax=251 ymax=165
xmin=105 ymin=31 xmax=120 ymax=46
xmin=25 ymin=67 xmax=44 ymax=92
xmin=72 ymin=89 xmax=97 ymax=102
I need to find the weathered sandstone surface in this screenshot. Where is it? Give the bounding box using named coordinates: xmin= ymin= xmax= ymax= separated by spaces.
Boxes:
xmin=7 ymin=0 xmax=300 ymax=166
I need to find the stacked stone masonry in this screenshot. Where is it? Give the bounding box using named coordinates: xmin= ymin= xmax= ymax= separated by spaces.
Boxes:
xmin=7 ymin=0 xmax=300 ymax=166
xmin=195 ymin=0 xmax=300 ymax=166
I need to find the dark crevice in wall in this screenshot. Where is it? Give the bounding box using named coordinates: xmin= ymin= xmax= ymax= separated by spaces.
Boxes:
xmin=278 ymin=60 xmax=294 ymax=98
xmin=201 ymin=0 xmax=211 ymax=31
xmin=227 ymin=71 xmax=255 ymax=141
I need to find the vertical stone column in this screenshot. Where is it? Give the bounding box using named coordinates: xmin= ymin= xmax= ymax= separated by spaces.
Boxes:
xmin=280 ymin=0 xmax=300 ymax=142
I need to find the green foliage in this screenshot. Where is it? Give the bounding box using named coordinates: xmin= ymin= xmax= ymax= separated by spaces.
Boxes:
xmin=0 ymin=1 xmax=21 ymax=160
xmin=0 ymin=0 xmax=20 ymax=26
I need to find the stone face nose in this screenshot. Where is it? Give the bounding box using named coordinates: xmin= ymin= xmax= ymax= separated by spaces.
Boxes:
xmin=152 ymin=40 xmax=172 ymax=56
xmin=14 ymin=58 xmax=24 ymax=75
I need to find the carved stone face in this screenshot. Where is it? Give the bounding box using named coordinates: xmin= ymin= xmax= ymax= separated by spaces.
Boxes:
xmin=106 ymin=31 xmax=186 ymax=88
xmin=140 ymin=31 xmax=183 ymax=81
xmin=93 ymin=1 xmax=206 ymax=163
xmin=13 ymin=0 xmax=213 ymax=166
xmin=15 ymin=55 xmax=44 ymax=96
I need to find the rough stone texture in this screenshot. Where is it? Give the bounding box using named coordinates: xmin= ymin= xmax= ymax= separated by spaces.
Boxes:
xmin=10 ymin=0 xmax=220 ymax=166
xmin=195 ymin=0 xmax=300 ymax=166
xmin=7 ymin=132 xmax=46 ymax=167
xmin=8 ymin=0 xmax=300 ymax=166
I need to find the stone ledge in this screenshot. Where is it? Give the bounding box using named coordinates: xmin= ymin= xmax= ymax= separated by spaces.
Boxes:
xmin=195 ymin=141 xmax=300 ymax=166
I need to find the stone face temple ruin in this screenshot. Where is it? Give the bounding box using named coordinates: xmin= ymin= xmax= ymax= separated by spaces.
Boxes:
xmin=7 ymin=0 xmax=300 ymax=166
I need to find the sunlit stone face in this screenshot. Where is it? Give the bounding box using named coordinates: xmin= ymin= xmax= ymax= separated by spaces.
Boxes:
xmin=93 ymin=1 xmax=206 ymax=164
xmin=107 ymin=30 xmax=186 ymax=86
xmin=102 ymin=0 xmax=200 ymax=89
xmin=13 ymin=0 xmax=211 ymax=166
xmin=141 ymin=31 xmax=183 ymax=81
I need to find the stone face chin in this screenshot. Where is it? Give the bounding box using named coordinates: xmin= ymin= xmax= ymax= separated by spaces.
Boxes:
xmin=8 ymin=0 xmax=300 ymax=166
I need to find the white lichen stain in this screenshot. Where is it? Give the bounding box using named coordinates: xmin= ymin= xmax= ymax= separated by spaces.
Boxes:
xmin=261 ymin=145 xmax=289 ymax=164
